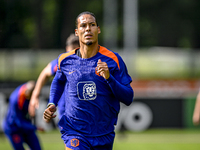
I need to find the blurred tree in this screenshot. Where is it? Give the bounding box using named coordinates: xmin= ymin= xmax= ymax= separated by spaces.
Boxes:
xmin=139 ymin=0 xmax=200 ymax=50
xmin=0 ymin=0 xmax=200 ymax=50
xmin=0 ymin=0 xmax=31 ymax=48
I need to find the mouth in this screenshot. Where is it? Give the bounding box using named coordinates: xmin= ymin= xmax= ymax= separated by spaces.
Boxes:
xmin=85 ymin=33 xmax=93 ymax=38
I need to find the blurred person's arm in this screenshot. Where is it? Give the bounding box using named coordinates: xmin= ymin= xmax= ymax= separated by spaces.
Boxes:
xmin=29 ymin=63 xmax=52 ymax=117
xmin=193 ymin=91 xmax=200 ymax=125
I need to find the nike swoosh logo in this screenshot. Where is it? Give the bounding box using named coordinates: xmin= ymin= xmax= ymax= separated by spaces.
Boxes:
xmin=69 ymin=70 xmax=76 ymax=74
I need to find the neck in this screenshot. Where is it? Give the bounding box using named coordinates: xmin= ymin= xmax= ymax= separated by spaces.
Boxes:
xmin=80 ymin=43 xmax=99 ymax=58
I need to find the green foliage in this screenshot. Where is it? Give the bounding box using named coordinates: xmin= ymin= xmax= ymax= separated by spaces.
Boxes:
xmin=1 ymin=1 xmax=200 ymax=49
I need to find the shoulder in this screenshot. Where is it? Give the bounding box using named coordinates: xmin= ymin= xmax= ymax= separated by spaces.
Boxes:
xmin=58 ymin=49 xmax=76 ymax=70
xmin=17 ymin=84 xmax=27 ymax=109
xmin=49 ymin=59 xmax=58 ymax=70
xmin=99 ymin=46 xmax=121 ymax=69
xmin=50 ymin=58 xmax=58 ymax=65
xmin=11 ymin=84 xmax=24 ymax=98
xmin=9 ymin=84 xmax=26 ymax=107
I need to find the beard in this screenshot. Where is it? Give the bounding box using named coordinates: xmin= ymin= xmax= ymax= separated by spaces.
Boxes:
xmin=86 ymin=41 xmax=93 ymax=45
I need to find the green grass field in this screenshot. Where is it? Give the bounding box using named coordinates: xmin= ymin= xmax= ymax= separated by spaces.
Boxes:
xmin=1 ymin=129 xmax=200 ymax=150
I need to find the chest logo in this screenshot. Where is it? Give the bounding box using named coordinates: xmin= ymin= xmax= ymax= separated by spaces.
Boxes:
xmin=77 ymin=81 xmax=97 ymax=100
xmin=69 ymin=70 xmax=76 ymax=74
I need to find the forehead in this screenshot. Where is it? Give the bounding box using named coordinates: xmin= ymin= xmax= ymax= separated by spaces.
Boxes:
xmin=78 ymin=14 xmax=96 ymax=24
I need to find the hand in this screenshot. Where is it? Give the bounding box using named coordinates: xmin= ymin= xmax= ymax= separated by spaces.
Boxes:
xmin=43 ymin=105 xmax=57 ymax=123
xmin=96 ymin=59 xmax=110 ymax=79
xmin=28 ymin=96 xmax=39 ymax=117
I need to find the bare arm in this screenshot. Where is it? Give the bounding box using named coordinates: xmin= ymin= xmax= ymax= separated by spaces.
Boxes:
xmin=29 ymin=63 xmax=52 ymax=117
xmin=193 ymin=91 xmax=200 ymax=125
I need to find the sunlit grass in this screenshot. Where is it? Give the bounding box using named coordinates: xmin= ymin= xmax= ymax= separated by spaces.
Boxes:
xmin=1 ymin=129 xmax=200 ymax=150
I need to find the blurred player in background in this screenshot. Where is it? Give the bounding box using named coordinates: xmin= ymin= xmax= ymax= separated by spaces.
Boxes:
xmin=28 ymin=34 xmax=79 ymax=119
xmin=2 ymin=81 xmax=42 ymax=150
xmin=193 ymin=90 xmax=200 ymax=125
xmin=43 ymin=11 xmax=134 ymax=150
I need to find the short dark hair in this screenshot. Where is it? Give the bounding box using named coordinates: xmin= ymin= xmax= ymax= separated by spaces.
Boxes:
xmin=66 ymin=33 xmax=79 ymax=46
xmin=75 ymin=11 xmax=98 ymax=28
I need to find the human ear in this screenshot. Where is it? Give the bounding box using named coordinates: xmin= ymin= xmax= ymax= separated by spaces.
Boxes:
xmin=98 ymin=26 xmax=101 ymax=34
xmin=75 ymin=29 xmax=78 ymax=36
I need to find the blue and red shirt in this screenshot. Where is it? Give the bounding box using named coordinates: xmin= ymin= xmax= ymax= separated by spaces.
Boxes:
xmin=50 ymin=59 xmax=58 ymax=76
xmin=49 ymin=45 xmax=134 ymax=136
xmin=3 ymin=83 xmax=36 ymax=134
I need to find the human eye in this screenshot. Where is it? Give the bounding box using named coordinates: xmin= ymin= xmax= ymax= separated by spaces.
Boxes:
xmin=80 ymin=23 xmax=86 ymax=27
xmin=91 ymin=23 xmax=96 ymax=26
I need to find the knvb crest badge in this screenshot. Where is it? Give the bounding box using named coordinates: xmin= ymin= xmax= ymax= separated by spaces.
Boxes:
xmin=77 ymin=81 xmax=97 ymax=100
xmin=71 ymin=138 xmax=79 ymax=147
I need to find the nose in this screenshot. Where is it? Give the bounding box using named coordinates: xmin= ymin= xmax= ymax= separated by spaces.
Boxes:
xmin=86 ymin=24 xmax=91 ymax=31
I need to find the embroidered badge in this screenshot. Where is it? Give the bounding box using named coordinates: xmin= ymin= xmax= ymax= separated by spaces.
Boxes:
xmin=77 ymin=81 xmax=97 ymax=100
xmin=71 ymin=138 xmax=79 ymax=147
